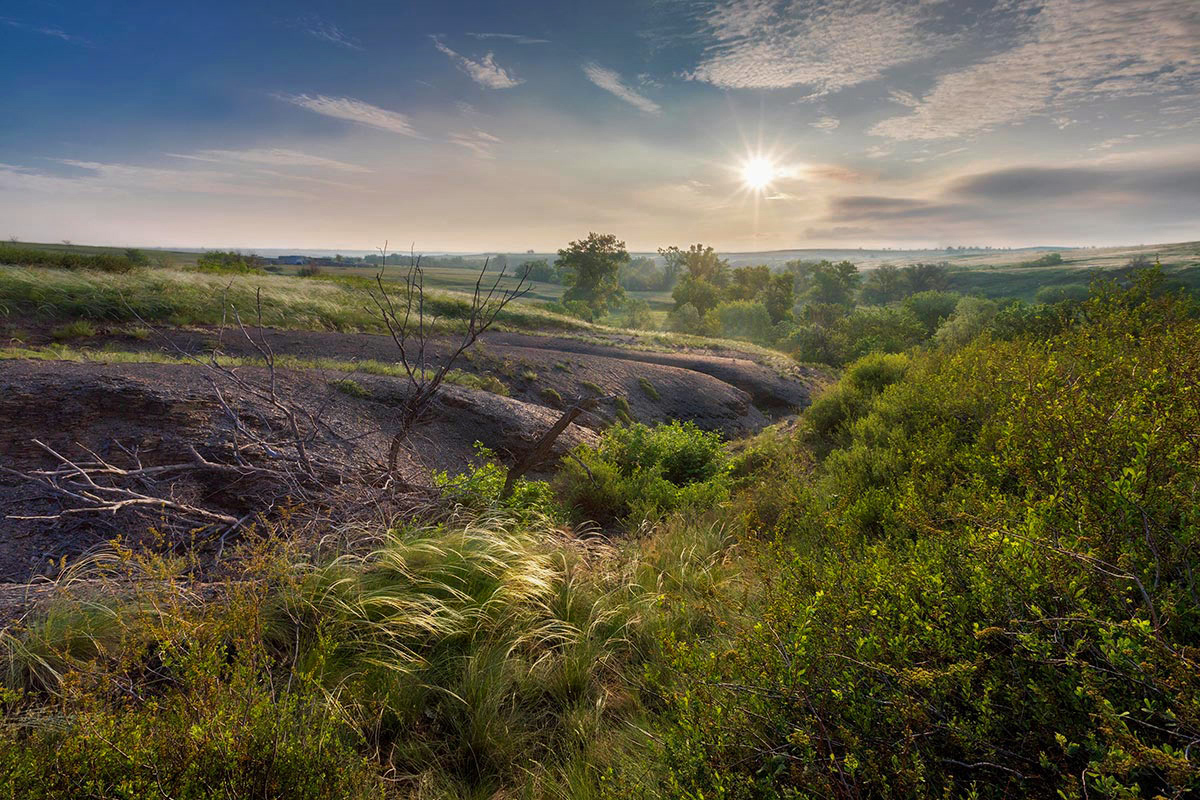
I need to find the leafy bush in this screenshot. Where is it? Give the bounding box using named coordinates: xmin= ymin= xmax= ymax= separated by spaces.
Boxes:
xmin=708 ymin=300 xmax=772 ymax=343
xmin=557 ymin=421 xmax=729 ymax=524
xmin=433 ymin=444 xmax=561 ymax=521
xmin=630 ymin=274 xmax=1200 ymax=799
xmin=933 ymin=294 xmax=998 ymax=348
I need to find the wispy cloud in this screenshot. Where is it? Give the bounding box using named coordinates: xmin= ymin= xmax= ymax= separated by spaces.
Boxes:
xmin=686 ymin=0 xmax=948 ymax=94
xmin=465 ymin=32 xmax=549 ymax=44
xmin=299 ymin=16 xmax=362 ymax=50
xmin=168 ymin=148 xmax=371 ymax=173
xmin=810 ymin=116 xmax=840 ymax=131
xmin=871 ymin=0 xmax=1200 ymax=140
xmin=2 ymin=17 xmax=88 ymax=44
xmin=433 ymin=39 xmax=523 ymax=89
xmin=276 ymin=94 xmax=421 ymax=137
xmin=23 ymin=159 xmax=314 ymax=198
xmin=449 ymin=130 xmax=503 ymax=159
xmin=582 ymin=63 xmax=662 ymax=114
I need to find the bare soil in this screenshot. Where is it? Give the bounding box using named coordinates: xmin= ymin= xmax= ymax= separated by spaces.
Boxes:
xmin=0 ymin=323 xmax=828 ymax=582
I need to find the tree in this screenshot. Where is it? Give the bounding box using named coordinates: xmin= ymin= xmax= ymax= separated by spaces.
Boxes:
xmin=763 ymin=273 xmax=795 ymax=323
xmin=806 ymin=260 xmax=860 ymax=307
xmin=860 ymin=264 xmax=905 ymax=304
xmin=659 ymin=244 xmax=728 ymax=288
xmin=556 ymin=232 xmax=629 ymax=317
xmin=620 ymin=256 xmax=667 ymax=291
xmin=727 ymin=265 xmax=770 ymax=301
xmin=672 ymin=276 xmax=721 ymax=315
xmin=902 ymin=290 xmax=960 ymax=337
xmin=902 ymin=262 xmax=949 ymax=293
xmin=521 ymin=258 xmax=558 ymax=283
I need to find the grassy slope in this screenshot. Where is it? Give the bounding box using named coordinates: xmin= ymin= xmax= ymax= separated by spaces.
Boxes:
xmin=1 ymin=276 xmax=1197 ymax=797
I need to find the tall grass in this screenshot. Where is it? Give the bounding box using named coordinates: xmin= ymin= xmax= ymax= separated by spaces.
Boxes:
xmin=0 ymin=266 xmax=591 ymax=334
xmin=0 ymin=510 xmax=738 ymax=797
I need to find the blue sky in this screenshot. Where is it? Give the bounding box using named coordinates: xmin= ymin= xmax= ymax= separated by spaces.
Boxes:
xmin=2 ymin=0 xmax=1198 ymax=251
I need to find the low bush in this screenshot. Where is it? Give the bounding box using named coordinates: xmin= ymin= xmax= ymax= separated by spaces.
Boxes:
xmin=557 ymin=421 xmax=729 ymax=524
xmin=433 ymin=444 xmax=561 ymax=521
xmin=192 ymin=250 xmax=265 ymax=275
xmin=625 ymin=274 xmax=1200 ymax=799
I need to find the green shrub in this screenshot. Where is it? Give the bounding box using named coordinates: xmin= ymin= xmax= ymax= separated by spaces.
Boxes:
xmin=329 ymin=378 xmax=370 ymax=398
xmin=1035 ymin=282 xmax=1089 ymax=304
xmin=638 ymin=377 xmax=660 ymax=402
xmin=613 ymin=395 xmax=634 ymax=425
xmin=433 ymin=444 xmax=561 ymax=521
xmin=709 ymin=300 xmax=772 ymax=343
xmin=632 ymin=275 xmax=1200 ymax=799
xmin=192 ymin=250 xmax=265 ymax=275
xmin=540 ymin=387 xmax=564 ymax=408
xmin=902 ymin=289 xmax=960 ymax=336
xmin=557 ymin=421 xmax=729 ymax=524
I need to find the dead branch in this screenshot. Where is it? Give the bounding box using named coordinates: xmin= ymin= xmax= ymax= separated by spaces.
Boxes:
xmin=368 ymin=247 xmax=531 ymax=471
xmin=499 ymin=397 xmax=600 ymax=499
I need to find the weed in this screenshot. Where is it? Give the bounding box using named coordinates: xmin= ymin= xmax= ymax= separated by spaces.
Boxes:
xmin=49 ymin=320 xmax=97 ymax=341
xmin=637 ymin=377 xmax=660 ymax=402
xmin=330 ymin=378 xmax=370 ymax=398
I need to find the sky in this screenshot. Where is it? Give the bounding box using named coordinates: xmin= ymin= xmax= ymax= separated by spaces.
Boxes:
xmin=1 ymin=0 xmax=1198 ymax=252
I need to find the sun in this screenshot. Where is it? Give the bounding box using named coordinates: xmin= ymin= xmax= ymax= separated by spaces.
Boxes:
xmin=740 ymin=156 xmax=777 ymax=191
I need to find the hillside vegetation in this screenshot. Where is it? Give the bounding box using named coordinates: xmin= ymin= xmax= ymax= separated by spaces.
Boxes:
xmin=1 ymin=266 xmax=1196 ymax=797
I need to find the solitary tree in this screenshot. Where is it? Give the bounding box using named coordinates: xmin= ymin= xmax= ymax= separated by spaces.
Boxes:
xmin=556 ymin=232 xmax=629 ymax=318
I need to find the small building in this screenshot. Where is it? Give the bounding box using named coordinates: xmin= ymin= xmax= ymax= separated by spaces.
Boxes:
xmin=276 ymin=255 xmax=309 ymax=265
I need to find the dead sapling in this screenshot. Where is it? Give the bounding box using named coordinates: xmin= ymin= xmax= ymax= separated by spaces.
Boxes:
xmin=368 ymin=246 xmax=531 ymax=472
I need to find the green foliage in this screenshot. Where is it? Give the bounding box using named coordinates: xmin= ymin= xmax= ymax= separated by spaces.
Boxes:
xmin=0 ymin=245 xmax=137 ymax=273
xmin=666 ymin=302 xmax=717 ymax=336
xmin=329 ymin=378 xmax=370 ymax=398
xmin=1 ymin=513 xmax=661 ymax=798
xmin=709 ymin=299 xmax=772 ymax=343
xmin=1021 ymin=250 xmax=1066 ymax=267
xmin=520 ymin=258 xmax=558 ymax=283
xmin=630 ymin=276 xmax=1200 ymax=799
xmin=557 ymin=232 xmax=629 ymax=317
xmin=1035 ymin=282 xmax=1089 ymax=304
xmin=49 ymin=319 xmax=97 ymax=341
xmin=613 ymin=395 xmax=635 ymax=425
xmin=122 ymin=247 xmax=149 ymax=265
xmin=557 ymin=421 xmax=729 ymax=524
xmin=433 ymin=443 xmax=561 ymax=520
xmin=762 ymin=272 xmax=795 ymax=323
xmin=638 ymin=377 xmax=660 ymax=402
xmin=903 ymin=289 xmax=960 ymax=336
xmin=934 ymin=295 xmax=998 ymax=348
xmin=540 ymin=386 xmax=564 ymax=408
xmin=620 ymin=296 xmax=654 ymax=329
xmin=620 ymin=256 xmax=672 ymax=292
xmin=193 ymin=250 xmax=265 ymax=275
xmin=860 ymin=262 xmax=906 ymax=304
